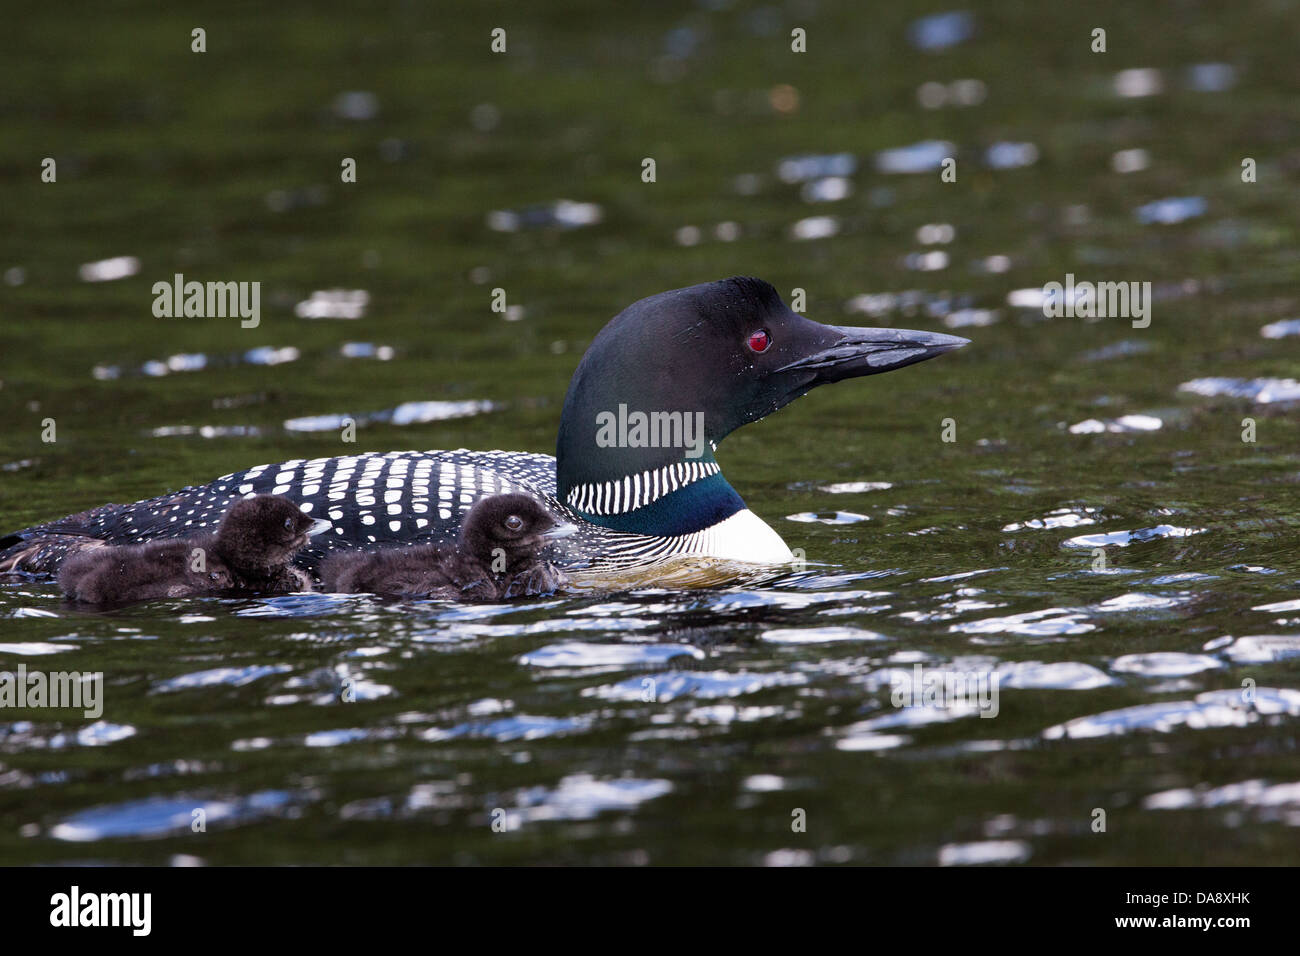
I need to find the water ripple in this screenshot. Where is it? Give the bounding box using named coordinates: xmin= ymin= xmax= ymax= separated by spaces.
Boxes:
xmin=1111 ymin=653 xmax=1224 ymax=677
xmin=585 ymin=670 xmax=805 ymax=702
xmin=1091 ymin=592 xmax=1185 ymax=613
xmin=0 ymin=641 xmax=75 ymax=655
xmin=0 ymin=720 xmax=136 ymax=751
xmin=938 ymin=840 xmax=1031 ymax=866
xmin=907 ymin=11 xmax=975 ymax=51
xmin=1002 ymin=508 xmax=1098 ymax=532
xmin=1260 ymin=318 xmax=1300 ymax=339
xmin=819 ymin=481 xmax=892 ymax=494
xmin=283 ymin=400 xmax=497 ymax=434
xmin=1251 ymin=599 xmax=1300 ymax=613
xmin=998 ymin=661 xmax=1115 ymax=690
xmin=1179 ymin=377 xmax=1300 ymax=404
xmin=760 ymin=626 xmax=889 ymax=644
xmin=1064 ymin=525 xmax=1204 ymax=548
xmin=1216 ymin=635 xmax=1300 ymax=663
xmin=154 ymin=664 xmax=292 ymax=693
xmin=952 ymin=608 xmax=1095 ymax=637
xmin=1068 ymin=414 xmax=1162 ymax=434
xmin=1144 ymin=779 xmax=1300 ymax=824
xmin=504 ymin=774 xmax=671 ymax=825
xmin=1043 ymin=688 xmax=1300 ymax=739
xmin=518 ymin=642 xmax=704 ymax=670
xmin=1135 ymin=196 xmax=1207 ymax=225
xmin=423 ymin=714 xmax=590 ymax=742
xmin=50 ymin=790 xmax=295 ymax=841
xmin=875 ymin=140 xmax=955 ymax=174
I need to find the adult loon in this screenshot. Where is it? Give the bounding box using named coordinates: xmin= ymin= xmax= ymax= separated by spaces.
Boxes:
xmin=0 ymin=278 xmax=967 ymax=577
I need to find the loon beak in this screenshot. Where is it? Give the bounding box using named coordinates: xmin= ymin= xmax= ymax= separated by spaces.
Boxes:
xmin=307 ymin=518 xmax=333 ymax=537
xmin=542 ymin=521 xmax=578 ymax=541
xmin=776 ymin=326 xmax=969 ymax=383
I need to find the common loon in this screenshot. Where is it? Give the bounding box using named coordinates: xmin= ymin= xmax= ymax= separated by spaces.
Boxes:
xmin=320 ymin=493 xmax=573 ymax=600
xmin=58 ymin=495 xmax=329 ymax=604
xmin=0 ymin=278 xmax=967 ymax=578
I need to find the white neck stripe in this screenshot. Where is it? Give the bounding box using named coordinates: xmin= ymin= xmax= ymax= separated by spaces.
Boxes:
xmin=567 ymin=461 xmax=721 ymax=516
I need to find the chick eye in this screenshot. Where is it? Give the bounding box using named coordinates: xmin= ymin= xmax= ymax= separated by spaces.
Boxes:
xmin=748 ymin=329 xmax=771 ymax=353
xmin=504 ymin=515 xmax=524 ymax=532
xmin=284 ymin=517 xmax=294 ymax=530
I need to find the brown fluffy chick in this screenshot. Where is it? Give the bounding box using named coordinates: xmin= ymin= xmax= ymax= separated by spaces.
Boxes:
xmin=59 ymin=495 xmax=327 ymax=605
xmin=320 ymin=493 xmax=573 ymax=601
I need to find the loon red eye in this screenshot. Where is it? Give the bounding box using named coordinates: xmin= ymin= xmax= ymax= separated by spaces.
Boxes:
xmin=748 ymin=329 xmax=771 ymax=353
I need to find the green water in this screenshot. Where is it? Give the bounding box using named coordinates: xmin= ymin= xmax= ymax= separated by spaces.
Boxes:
xmin=2 ymin=0 xmax=1300 ymax=865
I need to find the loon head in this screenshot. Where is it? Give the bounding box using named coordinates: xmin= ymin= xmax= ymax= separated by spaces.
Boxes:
xmin=556 ymin=277 xmax=968 ymax=536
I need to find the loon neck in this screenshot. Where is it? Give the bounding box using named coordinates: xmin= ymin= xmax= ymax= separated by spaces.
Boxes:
xmin=556 ymin=388 xmax=748 ymax=535
xmin=560 ymin=456 xmax=746 ymax=536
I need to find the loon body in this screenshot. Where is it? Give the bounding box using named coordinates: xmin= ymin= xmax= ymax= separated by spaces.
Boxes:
xmin=0 ymin=278 xmax=966 ymax=579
